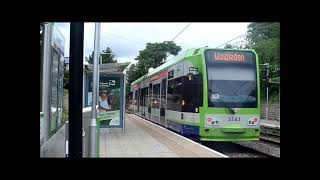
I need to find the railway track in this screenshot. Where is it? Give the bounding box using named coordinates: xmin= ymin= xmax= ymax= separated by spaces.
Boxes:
xmin=200 ymin=133 xmax=280 ymax=158
xmin=200 ymin=141 xmax=273 ymax=158
xmin=260 ymin=133 xmax=280 ymax=144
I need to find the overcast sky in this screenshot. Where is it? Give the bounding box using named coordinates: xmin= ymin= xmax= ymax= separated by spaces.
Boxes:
xmin=54 ymin=22 xmax=250 ymax=64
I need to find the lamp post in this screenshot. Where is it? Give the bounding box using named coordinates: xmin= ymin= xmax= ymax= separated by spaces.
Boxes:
xmin=89 ymin=22 xmax=101 ymax=157
xmin=260 ymin=63 xmax=270 ymax=121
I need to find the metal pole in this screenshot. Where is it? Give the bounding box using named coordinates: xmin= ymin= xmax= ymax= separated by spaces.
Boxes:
xmin=89 ymin=23 xmax=101 ymax=157
xmin=97 ymin=55 xmax=100 ymax=101
xmin=65 ymin=121 xmax=69 ymax=157
xmin=266 ymin=63 xmax=269 ymax=121
xmin=123 ymin=74 xmax=126 ymax=134
xmin=41 ymin=22 xmax=52 ymax=142
xmin=69 ymin=22 xmax=84 ymax=158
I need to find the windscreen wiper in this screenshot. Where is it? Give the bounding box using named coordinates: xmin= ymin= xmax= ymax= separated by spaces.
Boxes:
xmin=209 ymin=75 xmax=235 ymax=114
xmin=212 ymin=91 xmax=235 ymax=114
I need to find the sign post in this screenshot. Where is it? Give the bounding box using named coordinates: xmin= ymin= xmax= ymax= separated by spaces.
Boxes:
xmin=89 ymin=22 xmax=100 ymax=157
xmin=260 ymin=63 xmax=270 ymax=121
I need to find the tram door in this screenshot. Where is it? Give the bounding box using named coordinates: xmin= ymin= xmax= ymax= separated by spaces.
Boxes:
xmin=134 ymin=90 xmax=137 ymax=113
xmin=142 ymin=87 xmax=146 ymax=117
xmin=148 ymin=83 xmax=152 ymax=120
xmin=160 ymin=78 xmax=167 ymax=126
xmin=137 ymin=88 xmax=140 ymax=115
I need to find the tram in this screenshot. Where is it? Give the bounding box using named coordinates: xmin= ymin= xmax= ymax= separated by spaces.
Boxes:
xmin=130 ymin=48 xmax=260 ymax=141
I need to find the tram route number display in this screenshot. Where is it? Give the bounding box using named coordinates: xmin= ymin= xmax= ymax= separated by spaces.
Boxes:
xmin=228 ymin=116 xmax=240 ymax=122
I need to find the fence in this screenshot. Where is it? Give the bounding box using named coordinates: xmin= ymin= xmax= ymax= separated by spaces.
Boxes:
xmin=260 ymin=102 xmax=280 ymax=121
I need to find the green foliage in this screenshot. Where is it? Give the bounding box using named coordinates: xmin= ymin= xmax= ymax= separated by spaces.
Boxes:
xmin=126 ymin=41 xmax=181 ymax=86
xmin=126 ymin=63 xmax=139 ymax=85
xmin=245 ymin=22 xmax=280 ymax=102
xmin=135 ymin=41 xmax=181 ymax=68
xmin=124 ymin=41 xmax=181 ymax=102
xmin=125 ymin=63 xmax=137 ymax=96
xmin=246 ymin=23 xmax=280 ymax=45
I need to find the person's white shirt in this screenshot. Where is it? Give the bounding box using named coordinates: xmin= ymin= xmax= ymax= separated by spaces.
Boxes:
xmin=99 ymin=97 xmax=111 ymax=110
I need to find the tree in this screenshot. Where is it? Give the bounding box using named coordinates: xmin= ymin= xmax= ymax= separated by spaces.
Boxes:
xmin=246 ymin=23 xmax=280 ymax=46
xmin=125 ymin=63 xmax=139 ymax=95
xmin=125 ymin=41 xmax=181 ymax=103
xmin=245 ymin=22 xmax=280 ymax=102
xmin=126 ymin=63 xmax=140 ymax=85
xmin=130 ymin=41 xmax=181 ymax=84
xmin=85 ymin=47 xmax=117 ymax=64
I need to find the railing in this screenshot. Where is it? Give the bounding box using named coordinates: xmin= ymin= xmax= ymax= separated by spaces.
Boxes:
xmin=261 ymin=103 xmax=280 ymax=121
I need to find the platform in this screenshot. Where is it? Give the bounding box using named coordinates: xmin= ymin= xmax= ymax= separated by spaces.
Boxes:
xmin=260 ymin=119 xmax=280 ymax=129
xmin=99 ymin=114 xmax=227 ymax=158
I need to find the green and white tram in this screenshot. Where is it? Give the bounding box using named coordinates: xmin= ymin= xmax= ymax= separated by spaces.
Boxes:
xmin=131 ymin=47 xmax=260 ymax=141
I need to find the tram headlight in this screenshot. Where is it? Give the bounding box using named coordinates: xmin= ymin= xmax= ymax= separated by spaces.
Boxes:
xmin=206 ymin=116 xmax=219 ymax=126
xmin=248 ymin=117 xmax=259 ymax=126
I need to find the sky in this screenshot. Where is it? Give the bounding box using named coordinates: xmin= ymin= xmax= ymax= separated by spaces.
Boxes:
xmin=54 ymin=22 xmax=250 ymax=64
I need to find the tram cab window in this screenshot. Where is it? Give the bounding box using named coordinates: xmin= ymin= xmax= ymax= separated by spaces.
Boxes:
xmin=167 ymin=75 xmax=203 ymax=112
xmin=181 ymin=74 xmax=203 ymax=113
xmin=167 ymin=77 xmax=183 ymax=111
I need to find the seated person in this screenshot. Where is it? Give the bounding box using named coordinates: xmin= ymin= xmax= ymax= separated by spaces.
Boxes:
xmin=98 ymin=91 xmax=112 ymax=112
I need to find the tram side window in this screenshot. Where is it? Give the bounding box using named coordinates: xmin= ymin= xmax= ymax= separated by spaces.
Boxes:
xmin=167 ymin=77 xmax=183 ymax=111
xmin=152 ymin=84 xmax=160 ymax=109
xmin=140 ymin=88 xmax=143 ymax=106
xmin=142 ymin=87 xmax=146 ymax=107
xmin=134 ymin=90 xmax=138 ymax=105
xmin=140 ymin=87 xmax=147 ymax=106
xmin=145 ymin=87 xmax=148 ymax=107
xmin=167 ymin=80 xmax=174 ymax=111
xmin=148 ymin=84 xmax=152 ymax=112
xmin=128 ymin=92 xmax=133 ymax=107
xmin=137 ymin=89 xmax=140 ymax=106
xmin=147 ymin=85 xmax=150 ymax=107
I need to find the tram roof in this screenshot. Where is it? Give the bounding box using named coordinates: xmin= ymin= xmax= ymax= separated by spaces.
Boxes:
xmin=131 ymin=47 xmax=204 ymax=85
xmin=131 ymin=47 xmax=257 ymax=86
